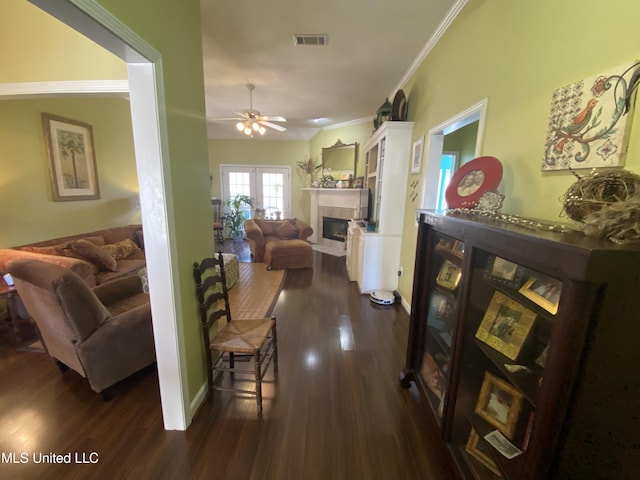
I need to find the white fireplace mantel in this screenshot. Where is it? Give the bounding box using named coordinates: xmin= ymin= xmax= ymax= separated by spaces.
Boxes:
xmin=304 ymin=188 xmax=368 ymax=244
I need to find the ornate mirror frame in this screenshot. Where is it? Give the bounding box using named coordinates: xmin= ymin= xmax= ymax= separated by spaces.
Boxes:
xmin=321 ymin=139 xmax=358 ymax=182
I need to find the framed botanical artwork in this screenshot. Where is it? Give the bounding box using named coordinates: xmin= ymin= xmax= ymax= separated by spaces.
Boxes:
xmin=483 ymin=255 xmax=523 ymax=288
xmin=354 ymin=176 xmax=364 ymax=189
xmin=436 ymin=260 xmax=462 ymax=290
xmin=42 ymin=113 xmax=100 ymax=201
xmin=475 ymin=291 xmax=537 ymax=361
xmin=427 ymin=289 xmax=456 ymax=331
xmin=465 ymin=427 xmax=502 ymax=477
xmin=411 ymin=135 xmax=424 ymax=174
xmin=519 ymin=273 xmax=562 ymax=315
xmin=474 ymin=371 xmax=524 ymax=440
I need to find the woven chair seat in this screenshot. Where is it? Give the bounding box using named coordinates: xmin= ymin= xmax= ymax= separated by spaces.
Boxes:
xmin=211 ymin=318 xmax=275 ymax=354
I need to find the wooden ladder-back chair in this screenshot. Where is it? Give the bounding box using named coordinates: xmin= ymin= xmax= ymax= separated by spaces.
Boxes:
xmin=212 ymin=198 xmax=225 ymax=243
xmin=193 ymin=252 xmax=278 ymax=413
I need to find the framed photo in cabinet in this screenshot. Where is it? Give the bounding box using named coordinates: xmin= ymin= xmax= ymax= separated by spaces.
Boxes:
xmin=426 ymin=290 xmax=456 ymax=330
xmin=483 ymin=256 xmax=523 ymax=288
xmin=474 ymin=372 xmax=524 ymax=439
xmin=420 ymin=353 xmax=446 ymax=400
xmin=475 ymin=291 xmax=537 ymax=361
xmin=436 ymin=260 xmax=462 ymax=290
xmin=451 ymin=240 xmax=465 ymax=259
xmin=519 ymin=273 xmax=562 ymax=315
xmin=465 ymin=427 xmax=502 ymax=477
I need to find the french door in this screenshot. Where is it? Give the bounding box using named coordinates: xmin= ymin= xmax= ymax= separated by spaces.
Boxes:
xmin=220 ymin=165 xmax=291 ymax=220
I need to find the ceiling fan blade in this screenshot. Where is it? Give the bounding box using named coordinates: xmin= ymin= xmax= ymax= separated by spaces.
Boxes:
xmin=209 ymin=117 xmax=244 ymax=121
xmin=261 ymin=115 xmax=286 ymax=122
xmin=260 ymin=121 xmax=287 ymax=132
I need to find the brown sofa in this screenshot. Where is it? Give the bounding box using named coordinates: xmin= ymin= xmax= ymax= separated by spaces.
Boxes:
xmin=8 ymin=259 xmax=155 ymax=397
xmin=0 ymin=224 xmax=145 ymax=288
xmin=244 ymin=218 xmax=313 ymax=265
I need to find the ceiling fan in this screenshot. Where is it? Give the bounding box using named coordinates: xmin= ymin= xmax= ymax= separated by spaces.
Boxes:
xmin=212 ymin=84 xmax=287 ymax=136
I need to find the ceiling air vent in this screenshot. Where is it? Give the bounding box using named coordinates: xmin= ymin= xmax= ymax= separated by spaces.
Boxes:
xmin=293 ymin=34 xmax=328 ymax=46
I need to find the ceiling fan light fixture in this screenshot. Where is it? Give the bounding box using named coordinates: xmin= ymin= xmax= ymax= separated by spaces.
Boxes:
xmin=258 ymin=125 xmax=266 ymax=135
xmin=236 ymin=122 xmax=245 ymax=132
xmin=252 ymin=121 xmax=260 ymax=131
xmin=244 ymin=125 xmax=252 ymax=135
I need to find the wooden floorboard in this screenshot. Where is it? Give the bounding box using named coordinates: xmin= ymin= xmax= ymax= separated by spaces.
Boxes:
xmin=0 ymin=240 xmax=456 ymax=479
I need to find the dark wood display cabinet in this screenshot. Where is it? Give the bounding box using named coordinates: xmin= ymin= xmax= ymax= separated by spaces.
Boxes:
xmin=401 ymin=210 xmax=640 ymax=480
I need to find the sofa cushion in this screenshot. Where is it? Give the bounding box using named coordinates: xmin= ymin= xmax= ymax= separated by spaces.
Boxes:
xmin=254 ymin=219 xmax=276 ymax=236
xmin=275 ymin=221 xmax=298 ymax=240
xmin=95 ymin=258 xmax=145 ymax=285
xmin=71 ymin=239 xmax=118 ymax=272
xmin=20 ymin=245 xmax=60 ymax=255
xmin=102 ymin=238 xmax=141 ymax=260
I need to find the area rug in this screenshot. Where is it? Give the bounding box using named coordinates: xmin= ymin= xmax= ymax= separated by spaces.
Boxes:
xmin=312 ymin=244 xmax=346 ymax=257
xmin=228 ymin=263 xmax=285 ymax=319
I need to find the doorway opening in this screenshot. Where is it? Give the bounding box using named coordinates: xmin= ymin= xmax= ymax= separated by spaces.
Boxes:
xmin=29 ymin=0 xmax=186 ymax=430
xmin=421 ymin=99 xmax=488 ymax=210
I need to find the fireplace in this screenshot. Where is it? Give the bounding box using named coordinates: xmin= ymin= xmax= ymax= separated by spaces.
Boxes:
xmin=322 ymin=216 xmax=349 ymax=242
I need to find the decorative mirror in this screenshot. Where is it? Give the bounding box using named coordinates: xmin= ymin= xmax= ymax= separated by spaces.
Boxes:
xmin=322 ymin=139 xmax=358 ymax=183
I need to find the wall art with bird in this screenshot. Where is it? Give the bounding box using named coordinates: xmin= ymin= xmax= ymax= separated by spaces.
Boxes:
xmin=542 ymin=61 xmax=640 ymax=171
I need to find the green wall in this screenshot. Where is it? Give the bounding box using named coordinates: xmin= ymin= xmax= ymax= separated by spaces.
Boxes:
xmin=94 ymin=0 xmax=212 ymax=419
xmin=443 ymin=121 xmax=479 ymax=167
xmin=0 ymin=97 xmax=139 ymax=247
xmin=397 ymin=0 xmax=640 ymax=303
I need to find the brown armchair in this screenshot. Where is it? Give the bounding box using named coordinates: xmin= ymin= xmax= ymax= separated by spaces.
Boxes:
xmin=244 ymin=218 xmax=313 ymax=263
xmin=8 ymin=259 xmax=155 ymax=398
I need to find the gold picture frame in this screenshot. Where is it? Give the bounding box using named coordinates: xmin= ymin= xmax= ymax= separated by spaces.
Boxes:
xmin=474 ymin=371 xmax=524 ymax=440
xmin=465 ymin=427 xmax=502 ymax=477
xmin=475 ymin=291 xmax=537 ymax=361
xmin=42 ymin=113 xmax=100 ymax=201
xmin=519 ymin=274 xmax=562 ymax=315
xmin=436 ymin=260 xmax=462 ymax=290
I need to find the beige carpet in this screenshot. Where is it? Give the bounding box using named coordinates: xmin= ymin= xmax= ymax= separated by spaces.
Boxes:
xmin=228 ymin=263 xmax=285 ymax=319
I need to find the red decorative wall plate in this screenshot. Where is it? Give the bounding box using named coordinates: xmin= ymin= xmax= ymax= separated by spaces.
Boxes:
xmin=445 ymin=156 xmax=503 ymax=208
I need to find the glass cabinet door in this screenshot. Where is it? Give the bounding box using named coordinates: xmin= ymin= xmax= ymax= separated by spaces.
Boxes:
xmin=449 ymin=248 xmax=561 ymax=480
xmin=416 ymin=233 xmax=465 ymax=425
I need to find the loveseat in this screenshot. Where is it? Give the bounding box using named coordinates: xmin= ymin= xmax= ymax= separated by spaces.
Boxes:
xmin=0 ymin=224 xmax=145 ymax=288
xmin=244 ymin=218 xmax=313 ymax=267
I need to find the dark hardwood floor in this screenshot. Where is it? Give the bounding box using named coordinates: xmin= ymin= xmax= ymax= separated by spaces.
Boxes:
xmin=0 ymin=240 xmax=456 ymax=479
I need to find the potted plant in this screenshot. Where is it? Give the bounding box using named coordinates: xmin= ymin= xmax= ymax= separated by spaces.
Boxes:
xmin=224 ymin=194 xmax=253 ymax=242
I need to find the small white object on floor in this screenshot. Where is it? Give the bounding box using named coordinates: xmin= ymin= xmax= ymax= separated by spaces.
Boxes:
xmin=370 ymin=290 xmax=395 ymax=305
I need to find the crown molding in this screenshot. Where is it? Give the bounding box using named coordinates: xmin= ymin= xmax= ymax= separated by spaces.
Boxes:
xmin=322 ymin=116 xmax=373 ymax=131
xmin=392 ymin=0 xmax=468 ymax=95
xmin=0 ymin=80 xmax=129 ymax=99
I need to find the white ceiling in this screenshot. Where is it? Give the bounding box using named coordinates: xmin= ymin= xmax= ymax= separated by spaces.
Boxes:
xmin=200 ymin=0 xmax=461 ymax=141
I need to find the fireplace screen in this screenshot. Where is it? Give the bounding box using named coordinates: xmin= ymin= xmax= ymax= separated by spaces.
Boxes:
xmin=322 ymin=216 xmax=349 ymax=242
